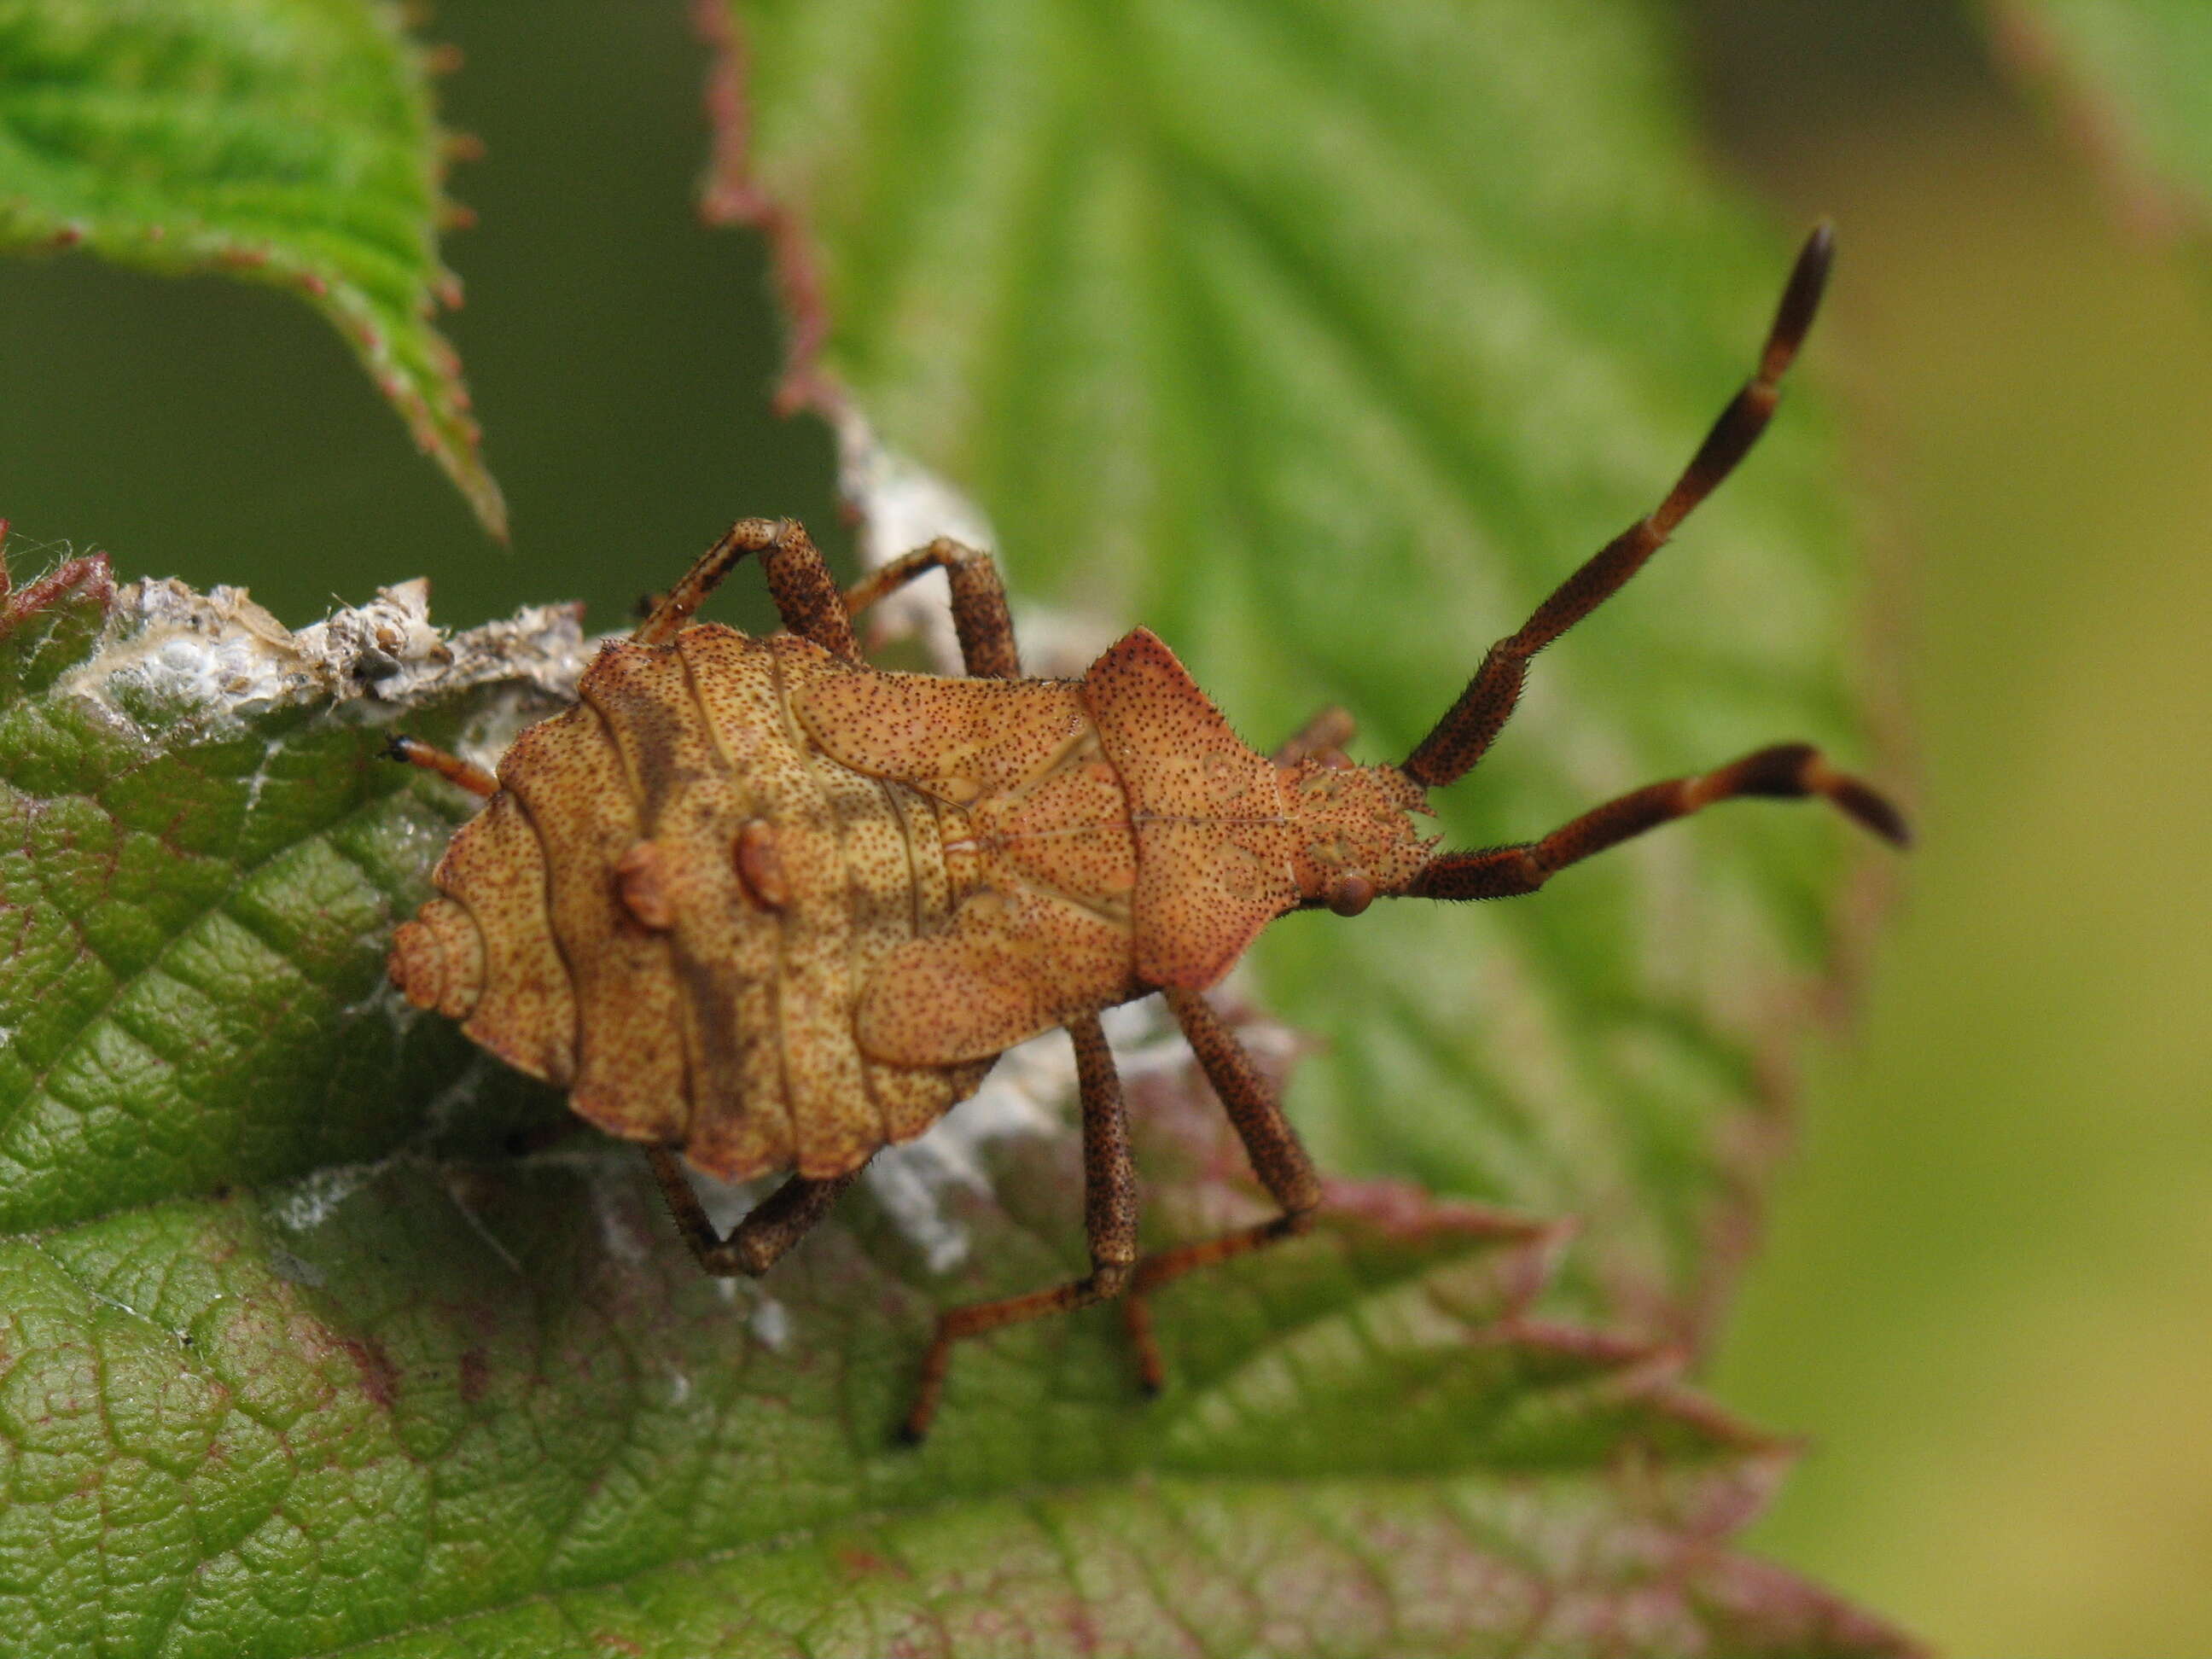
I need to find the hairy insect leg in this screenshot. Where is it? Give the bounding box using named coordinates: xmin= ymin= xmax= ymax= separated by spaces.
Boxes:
xmin=1407 ymin=741 xmax=1908 ymax=902
xmin=900 ymin=1013 xmax=1137 ymax=1442
xmin=635 ymin=517 xmax=862 ymax=659
xmin=1120 ymin=986 xmax=1324 ymax=1395
xmin=1404 ymin=224 xmax=1836 ymax=791
xmin=1271 ymin=705 xmax=1357 ymax=767
xmin=383 ymin=733 xmax=498 ymax=798
xmin=645 ymin=1147 xmax=861 ymax=1275
xmin=841 ymin=538 xmax=1022 ymax=680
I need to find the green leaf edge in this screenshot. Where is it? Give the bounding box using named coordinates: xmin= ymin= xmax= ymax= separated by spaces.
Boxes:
xmin=0 ymin=0 xmax=505 ymax=536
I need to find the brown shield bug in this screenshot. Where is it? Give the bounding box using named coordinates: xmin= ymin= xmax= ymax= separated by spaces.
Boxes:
xmin=387 ymin=224 xmax=1905 ymax=1441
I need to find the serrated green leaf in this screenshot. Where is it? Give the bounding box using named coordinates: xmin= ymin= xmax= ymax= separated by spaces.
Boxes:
xmin=711 ymin=0 xmax=1883 ymax=1340
xmin=0 ymin=0 xmax=504 ymax=533
xmin=0 ymin=1015 xmax=1916 ymax=1657
xmin=0 ymin=551 xmax=1909 ymax=1652
xmin=0 ymin=545 xmax=1912 ymax=1651
xmin=1990 ymin=1 xmax=2212 ymax=230
xmin=0 ymin=554 xmax=571 ymax=1235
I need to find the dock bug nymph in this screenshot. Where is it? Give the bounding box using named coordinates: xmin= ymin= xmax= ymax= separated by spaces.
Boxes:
xmin=388 ymin=224 xmax=1905 ymax=1441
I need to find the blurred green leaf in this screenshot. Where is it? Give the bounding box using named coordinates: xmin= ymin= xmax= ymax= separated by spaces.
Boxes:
xmin=1991 ymin=1 xmax=2212 ymax=231
xmin=0 ymin=0 xmax=504 ymax=533
xmin=713 ymin=0 xmax=1882 ymax=1339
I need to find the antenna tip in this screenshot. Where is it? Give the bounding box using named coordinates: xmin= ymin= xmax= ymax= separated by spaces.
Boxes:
xmin=1764 ymin=219 xmax=1839 ymax=375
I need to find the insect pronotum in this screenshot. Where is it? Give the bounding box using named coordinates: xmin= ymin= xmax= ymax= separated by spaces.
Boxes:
xmin=387 ymin=224 xmax=1905 ymax=1441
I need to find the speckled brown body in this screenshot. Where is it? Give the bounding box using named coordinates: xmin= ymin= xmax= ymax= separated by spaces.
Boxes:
xmin=389 ymin=620 xmax=1429 ymax=1183
xmin=393 ymin=627 xmax=977 ymax=1179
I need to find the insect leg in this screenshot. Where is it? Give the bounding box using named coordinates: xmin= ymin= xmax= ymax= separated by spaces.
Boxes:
xmin=635 ymin=518 xmax=862 ymax=659
xmin=1120 ymin=987 xmax=1324 ymax=1394
xmin=899 ymin=1013 xmax=1137 ymax=1442
xmin=645 ymin=1147 xmax=860 ymax=1274
xmin=1406 ymin=741 xmax=1908 ymax=902
xmin=383 ymin=733 xmax=498 ymax=797
xmin=1403 ymin=224 xmax=1835 ymax=792
xmin=840 ymin=537 xmax=1021 ymax=679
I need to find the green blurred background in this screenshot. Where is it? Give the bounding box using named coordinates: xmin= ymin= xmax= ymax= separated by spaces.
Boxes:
xmin=3 ymin=2 xmax=2207 ymax=1652
xmin=1696 ymin=5 xmax=2212 ymax=1654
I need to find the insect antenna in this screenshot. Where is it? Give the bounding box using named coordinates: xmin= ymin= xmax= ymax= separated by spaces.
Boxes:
xmin=1402 ymin=742 xmax=1906 ymax=903
xmin=1400 ymin=222 xmax=1836 ymax=794
xmin=1381 ymin=223 xmax=1910 ymax=902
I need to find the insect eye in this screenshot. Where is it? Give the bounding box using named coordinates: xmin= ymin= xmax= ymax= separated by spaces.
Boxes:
xmin=1327 ymin=872 xmax=1377 ymax=917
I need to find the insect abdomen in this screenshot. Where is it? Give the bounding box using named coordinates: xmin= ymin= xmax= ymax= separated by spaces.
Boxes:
xmin=390 ymin=626 xmax=986 ymax=1182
